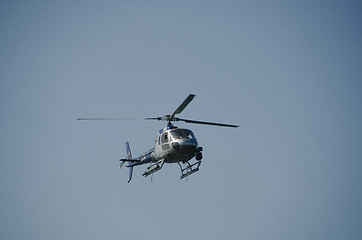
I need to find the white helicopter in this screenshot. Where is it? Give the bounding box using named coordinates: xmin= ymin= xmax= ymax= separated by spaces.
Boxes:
xmin=78 ymin=94 xmax=238 ymax=182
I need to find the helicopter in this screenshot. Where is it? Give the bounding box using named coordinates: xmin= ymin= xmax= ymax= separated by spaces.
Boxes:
xmin=78 ymin=94 xmax=238 ymax=182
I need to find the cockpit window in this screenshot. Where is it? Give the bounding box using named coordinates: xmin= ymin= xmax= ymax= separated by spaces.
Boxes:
xmin=170 ymin=129 xmax=195 ymax=140
xmin=161 ymin=133 xmax=169 ymax=143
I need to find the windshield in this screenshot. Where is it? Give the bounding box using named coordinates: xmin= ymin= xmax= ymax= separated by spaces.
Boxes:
xmin=170 ymin=129 xmax=195 ymax=140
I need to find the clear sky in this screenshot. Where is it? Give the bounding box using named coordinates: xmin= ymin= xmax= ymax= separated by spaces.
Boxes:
xmin=1 ymin=1 xmax=361 ymax=239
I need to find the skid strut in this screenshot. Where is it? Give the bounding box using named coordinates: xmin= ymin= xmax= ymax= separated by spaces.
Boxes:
xmin=178 ymin=161 xmax=201 ymax=180
xmin=142 ymin=160 xmax=164 ymax=177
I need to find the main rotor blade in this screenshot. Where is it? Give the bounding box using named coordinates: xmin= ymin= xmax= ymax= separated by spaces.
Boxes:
xmin=170 ymin=94 xmax=195 ymax=118
xmin=77 ymin=118 xmax=142 ymax=120
xmin=177 ymin=118 xmax=239 ymax=128
xmin=145 ymin=117 xmax=164 ymax=121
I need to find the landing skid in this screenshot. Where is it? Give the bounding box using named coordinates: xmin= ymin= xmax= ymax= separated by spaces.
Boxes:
xmin=142 ymin=160 xmax=164 ymax=177
xmin=178 ymin=160 xmax=201 ymax=180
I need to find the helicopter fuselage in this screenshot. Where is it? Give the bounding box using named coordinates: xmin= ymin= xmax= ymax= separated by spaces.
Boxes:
xmin=152 ymin=126 xmax=199 ymax=163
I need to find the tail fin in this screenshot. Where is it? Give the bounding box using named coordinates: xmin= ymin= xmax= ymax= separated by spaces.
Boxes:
xmin=125 ymin=142 xmax=134 ymax=183
xmin=120 ymin=142 xmax=134 ymax=183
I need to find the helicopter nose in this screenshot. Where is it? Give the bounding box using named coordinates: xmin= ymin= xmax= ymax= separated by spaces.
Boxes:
xmin=179 ymin=141 xmax=197 ymax=153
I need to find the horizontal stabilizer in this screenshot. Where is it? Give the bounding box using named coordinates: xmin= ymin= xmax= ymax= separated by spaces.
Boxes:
xmin=126 ymin=158 xmax=153 ymax=167
xmin=119 ymin=159 xmax=140 ymax=162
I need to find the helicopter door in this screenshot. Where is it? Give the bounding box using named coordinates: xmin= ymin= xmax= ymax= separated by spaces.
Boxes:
xmin=161 ymin=132 xmax=170 ymax=151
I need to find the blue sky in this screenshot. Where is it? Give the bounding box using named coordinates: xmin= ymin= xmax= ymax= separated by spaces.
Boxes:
xmin=1 ymin=1 xmax=361 ymax=239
